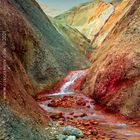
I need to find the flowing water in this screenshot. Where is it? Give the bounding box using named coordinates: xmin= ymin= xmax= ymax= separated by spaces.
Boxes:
xmin=60 ymin=71 xmax=85 ymax=93
xmin=46 ymin=71 xmax=85 ymax=98
xmin=39 ymin=71 xmax=140 ymax=140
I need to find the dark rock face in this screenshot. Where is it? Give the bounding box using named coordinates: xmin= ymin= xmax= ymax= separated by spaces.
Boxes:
xmin=82 ymin=0 xmax=140 ymax=118
xmin=9 ymin=0 xmax=90 ymax=90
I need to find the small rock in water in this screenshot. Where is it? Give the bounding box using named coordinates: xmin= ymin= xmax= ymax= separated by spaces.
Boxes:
xmin=49 ymin=112 xmax=64 ymax=119
xmin=63 ymin=126 xmax=84 ymax=138
xmin=73 ymin=113 xmax=87 ymax=118
xmin=56 ymin=134 xmax=67 ymax=140
xmin=66 ymin=136 xmax=76 ymax=140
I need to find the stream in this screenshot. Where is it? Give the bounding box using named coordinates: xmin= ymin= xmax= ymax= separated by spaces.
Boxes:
xmin=39 ymin=70 xmax=140 ymax=140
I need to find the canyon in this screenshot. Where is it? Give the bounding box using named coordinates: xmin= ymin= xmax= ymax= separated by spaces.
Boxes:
xmin=0 ymin=0 xmax=140 ymax=140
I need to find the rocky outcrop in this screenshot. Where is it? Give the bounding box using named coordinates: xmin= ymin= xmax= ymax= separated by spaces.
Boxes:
xmin=82 ymin=0 xmax=140 ymax=118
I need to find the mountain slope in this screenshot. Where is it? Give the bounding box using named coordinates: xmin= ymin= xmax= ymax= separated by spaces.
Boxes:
xmin=55 ymin=0 xmax=115 ymax=40
xmin=0 ymin=0 xmax=50 ymax=139
xmin=50 ymin=17 xmax=93 ymax=58
xmin=9 ymin=0 xmax=90 ymax=91
xmin=91 ymin=0 xmax=133 ymax=49
xmin=55 ymin=0 xmax=128 ymax=45
xmin=0 ymin=0 xmax=91 ymax=139
xmin=82 ymin=0 xmax=140 ymax=118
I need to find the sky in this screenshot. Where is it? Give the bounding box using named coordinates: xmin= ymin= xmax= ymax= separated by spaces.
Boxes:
xmin=37 ymin=0 xmax=92 ymax=17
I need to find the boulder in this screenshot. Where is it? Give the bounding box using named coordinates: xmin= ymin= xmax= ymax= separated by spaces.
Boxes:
xmin=63 ymin=126 xmax=84 ymax=138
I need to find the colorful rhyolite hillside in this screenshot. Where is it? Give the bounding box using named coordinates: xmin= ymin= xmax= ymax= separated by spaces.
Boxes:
xmin=55 ymin=0 xmax=115 ymax=40
xmin=0 ymin=0 xmax=140 ymax=139
xmin=56 ymin=0 xmax=140 ymax=118
xmin=82 ymin=0 xmax=140 ymax=118
xmin=56 ymin=0 xmax=131 ymax=46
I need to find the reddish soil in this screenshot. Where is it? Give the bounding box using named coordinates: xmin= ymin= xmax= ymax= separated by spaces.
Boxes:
xmin=36 ymin=70 xmax=140 ymax=140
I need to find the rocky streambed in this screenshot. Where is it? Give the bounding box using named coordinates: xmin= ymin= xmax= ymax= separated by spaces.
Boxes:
xmin=36 ymin=71 xmax=140 ymax=140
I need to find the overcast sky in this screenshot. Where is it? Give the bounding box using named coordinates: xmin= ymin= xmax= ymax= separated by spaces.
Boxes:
xmin=37 ymin=0 xmax=92 ymax=17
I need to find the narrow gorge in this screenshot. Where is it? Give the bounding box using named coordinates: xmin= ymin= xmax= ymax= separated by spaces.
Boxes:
xmin=0 ymin=0 xmax=140 ymax=140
